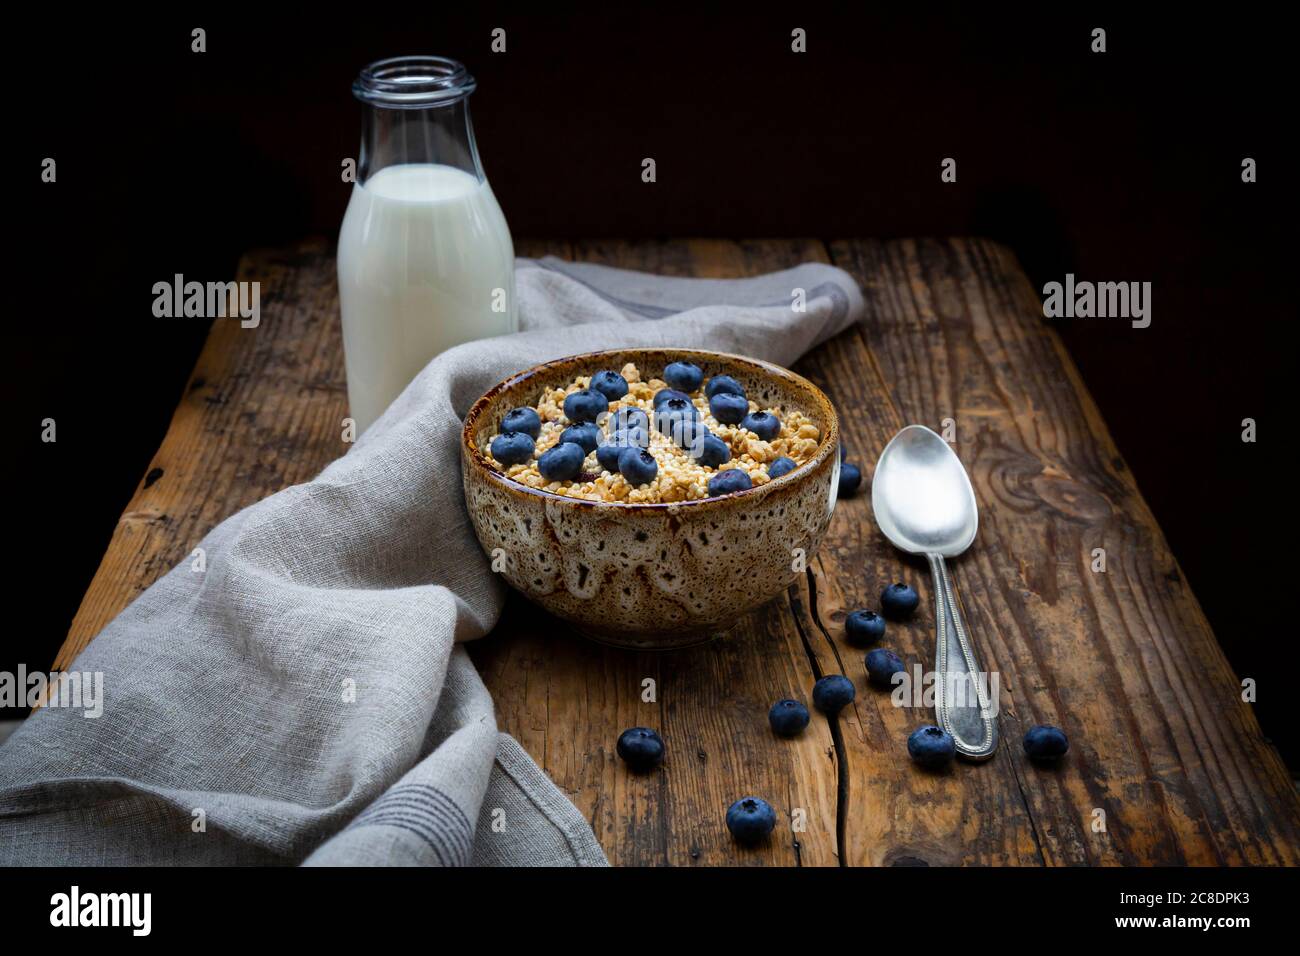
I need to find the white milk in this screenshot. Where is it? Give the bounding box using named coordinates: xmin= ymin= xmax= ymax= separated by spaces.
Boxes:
xmin=337 ymin=163 xmax=516 ymax=433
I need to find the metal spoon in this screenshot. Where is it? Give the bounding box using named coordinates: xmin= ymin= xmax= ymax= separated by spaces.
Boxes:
xmin=871 ymin=425 xmax=998 ymax=760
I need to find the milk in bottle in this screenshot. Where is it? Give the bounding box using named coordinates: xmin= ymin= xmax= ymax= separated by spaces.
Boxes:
xmin=337 ymin=57 xmax=516 ymax=434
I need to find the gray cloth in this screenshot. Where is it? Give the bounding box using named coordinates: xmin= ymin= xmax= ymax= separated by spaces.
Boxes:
xmin=0 ymin=255 xmax=864 ymax=866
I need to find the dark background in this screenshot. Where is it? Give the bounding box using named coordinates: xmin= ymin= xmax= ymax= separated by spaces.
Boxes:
xmin=8 ymin=7 xmax=1291 ymax=766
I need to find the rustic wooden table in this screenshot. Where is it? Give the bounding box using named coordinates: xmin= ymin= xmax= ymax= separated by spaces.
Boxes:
xmin=54 ymin=237 xmax=1300 ymax=866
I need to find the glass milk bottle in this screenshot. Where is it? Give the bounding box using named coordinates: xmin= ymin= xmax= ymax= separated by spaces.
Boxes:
xmin=338 ymin=56 xmax=516 ymax=434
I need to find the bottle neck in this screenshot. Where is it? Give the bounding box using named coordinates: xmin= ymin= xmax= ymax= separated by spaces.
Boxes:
xmin=358 ymin=99 xmax=484 ymax=186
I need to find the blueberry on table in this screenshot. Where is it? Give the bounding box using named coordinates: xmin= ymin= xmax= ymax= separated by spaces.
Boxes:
xmin=812 ymin=674 xmax=855 ymax=715
xmin=616 ymin=727 xmax=665 ymax=771
xmin=653 ymin=387 xmax=691 ymax=408
xmin=880 ymin=582 xmax=920 ymax=620
xmin=691 ymin=432 xmax=731 ymax=468
xmin=705 ymin=374 xmax=745 ymax=400
xmin=865 ymin=648 xmax=906 ymax=688
xmin=559 ymin=422 xmax=601 ymax=454
xmin=618 ymin=447 xmax=659 ymax=487
xmin=726 ymin=796 xmax=777 ymax=844
xmin=908 ymin=725 xmax=956 ymax=769
xmin=501 ymin=406 xmax=541 ymax=439
xmin=709 ymin=392 xmax=749 ymax=425
xmin=663 ymin=361 xmax=704 ymax=392
xmin=844 ymin=609 xmax=886 ymax=646
xmin=1023 ymin=725 xmax=1069 ymax=762
xmin=768 ymin=456 xmax=797 ymax=479
xmin=739 ymin=410 xmax=781 ymax=441
xmin=563 ymin=388 xmax=609 ymax=424
xmin=589 ymin=369 xmax=629 ymax=401
xmin=610 ymin=406 xmax=650 ymax=434
xmin=707 ymin=469 xmax=753 ymax=497
xmin=537 ymin=442 xmax=586 ymax=482
xmin=768 ymin=699 xmax=810 ymax=737
xmin=839 ymin=462 xmax=863 ymax=497
xmin=655 ymin=396 xmax=699 ymax=439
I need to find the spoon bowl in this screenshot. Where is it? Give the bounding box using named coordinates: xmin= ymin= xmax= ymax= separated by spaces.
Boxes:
xmin=872 ymin=426 xmax=978 ymax=557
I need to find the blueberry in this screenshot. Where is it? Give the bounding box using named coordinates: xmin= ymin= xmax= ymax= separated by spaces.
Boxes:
xmin=725 ymin=796 xmax=777 ymax=844
xmin=559 ymin=423 xmax=600 ymax=454
xmin=655 ymin=396 xmax=699 ymax=440
xmin=908 ymin=725 xmax=956 ymax=769
xmin=563 ymin=389 xmax=608 ymax=424
xmin=709 ymin=392 xmax=749 ymax=425
xmin=670 ymin=417 xmax=704 ymax=450
xmin=768 ymin=456 xmax=797 ymax=479
xmin=705 ymin=375 xmax=746 ymax=400
xmin=673 ymin=419 xmax=723 ymax=460
xmin=739 ymin=411 xmax=781 ymax=441
xmin=880 ymin=582 xmax=920 ymax=620
xmin=691 ymin=432 xmax=731 ymax=468
xmin=618 ymin=447 xmax=659 ymax=486
xmin=812 ymin=674 xmax=855 ymax=715
xmin=617 ymin=425 xmax=651 ymax=448
xmin=595 ymin=443 xmax=623 ymax=472
xmin=865 ymin=648 xmax=906 ymax=688
xmin=768 ymin=699 xmax=810 ymax=738
xmin=589 ymin=370 xmax=629 ymax=401
xmin=501 ymin=407 xmax=541 ymax=439
xmin=1023 ymin=725 xmax=1069 ymax=762
xmin=609 ymin=406 xmax=650 ymax=434
xmin=490 ymin=431 xmax=535 ymax=466
xmin=597 ymin=426 xmax=649 ymax=472
xmin=663 ymin=361 xmax=704 ymax=392
xmin=844 ymin=609 xmax=886 ymax=646
xmin=537 ymin=442 xmax=586 ymax=482
xmin=595 ymin=442 xmax=621 ymax=473
xmin=653 ymin=388 xmax=691 ymax=408
xmin=616 ymin=727 xmax=664 ymax=771
xmin=839 ymin=462 xmax=863 ymax=497
xmin=707 ymin=469 xmax=753 ymax=497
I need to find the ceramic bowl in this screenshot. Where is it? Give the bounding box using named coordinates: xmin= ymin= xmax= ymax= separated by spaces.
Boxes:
xmin=461 ymin=348 xmax=840 ymax=648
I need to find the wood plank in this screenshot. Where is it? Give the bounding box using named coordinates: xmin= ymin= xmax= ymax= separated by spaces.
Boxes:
xmin=468 ymin=238 xmax=842 ymax=866
xmin=785 ymin=237 xmax=1300 ymax=865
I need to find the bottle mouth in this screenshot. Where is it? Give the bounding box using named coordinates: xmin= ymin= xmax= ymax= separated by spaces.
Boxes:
xmin=353 ymin=56 xmax=476 ymax=108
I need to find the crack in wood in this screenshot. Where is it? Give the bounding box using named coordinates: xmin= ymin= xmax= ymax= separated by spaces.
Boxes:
xmin=788 ymin=578 xmax=848 ymax=867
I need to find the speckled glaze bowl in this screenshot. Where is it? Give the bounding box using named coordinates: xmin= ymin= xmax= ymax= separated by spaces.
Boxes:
xmin=461 ymin=349 xmax=841 ymax=648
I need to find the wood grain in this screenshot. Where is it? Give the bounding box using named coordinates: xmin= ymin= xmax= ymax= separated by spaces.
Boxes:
xmin=785 ymin=238 xmax=1300 ymax=865
xmin=49 ymin=237 xmax=1300 ymax=866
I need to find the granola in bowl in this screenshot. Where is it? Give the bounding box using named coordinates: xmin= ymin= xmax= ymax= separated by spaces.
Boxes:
xmin=460 ymin=348 xmax=840 ymax=647
xmin=484 ymin=362 xmax=822 ymax=503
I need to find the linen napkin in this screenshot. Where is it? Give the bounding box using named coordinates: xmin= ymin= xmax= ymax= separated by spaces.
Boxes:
xmin=0 ymin=254 xmax=864 ymax=866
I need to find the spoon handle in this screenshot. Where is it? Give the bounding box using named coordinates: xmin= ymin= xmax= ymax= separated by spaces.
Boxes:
xmin=926 ymin=553 xmax=998 ymax=760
